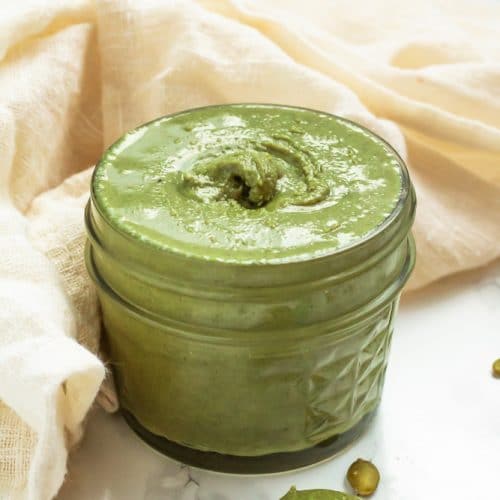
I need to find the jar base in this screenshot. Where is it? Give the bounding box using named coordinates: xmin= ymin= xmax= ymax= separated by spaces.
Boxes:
xmin=121 ymin=408 xmax=376 ymax=474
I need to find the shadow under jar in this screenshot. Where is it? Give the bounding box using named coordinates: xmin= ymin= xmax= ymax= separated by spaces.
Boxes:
xmin=85 ymin=104 xmax=416 ymax=473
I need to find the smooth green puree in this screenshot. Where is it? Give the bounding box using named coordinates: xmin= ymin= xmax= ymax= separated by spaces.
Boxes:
xmin=89 ymin=104 xmax=412 ymax=462
xmin=93 ymin=105 xmax=402 ymax=262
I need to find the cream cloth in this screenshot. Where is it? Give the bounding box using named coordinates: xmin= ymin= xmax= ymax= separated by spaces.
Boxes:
xmin=1 ymin=0 xmax=499 ymax=498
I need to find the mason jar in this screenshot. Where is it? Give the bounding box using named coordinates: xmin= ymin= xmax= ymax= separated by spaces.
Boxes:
xmin=85 ymin=104 xmax=416 ymax=473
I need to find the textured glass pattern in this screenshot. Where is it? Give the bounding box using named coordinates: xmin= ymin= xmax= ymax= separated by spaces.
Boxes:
xmin=99 ymin=290 xmax=398 ymax=456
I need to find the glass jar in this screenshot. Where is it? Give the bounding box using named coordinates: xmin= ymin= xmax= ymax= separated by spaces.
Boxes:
xmin=85 ymin=105 xmax=416 ymax=473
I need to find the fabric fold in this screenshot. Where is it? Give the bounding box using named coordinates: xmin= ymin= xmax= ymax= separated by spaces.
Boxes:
xmin=0 ymin=336 xmax=103 ymax=500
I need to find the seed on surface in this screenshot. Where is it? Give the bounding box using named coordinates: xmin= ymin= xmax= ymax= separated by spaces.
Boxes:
xmin=346 ymin=458 xmax=380 ymax=497
xmin=280 ymin=486 xmax=360 ymax=499
xmin=492 ymin=358 xmax=500 ymax=378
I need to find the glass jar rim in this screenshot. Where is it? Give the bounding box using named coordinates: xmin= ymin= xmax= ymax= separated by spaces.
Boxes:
xmin=90 ymin=103 xmax=413 ymax=269
xmin=85 ymin=235 xmax=416 ymax=345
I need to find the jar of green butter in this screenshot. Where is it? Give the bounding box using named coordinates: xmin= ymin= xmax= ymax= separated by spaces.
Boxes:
xmin=85 ymin=104 xmax=415 ymax=473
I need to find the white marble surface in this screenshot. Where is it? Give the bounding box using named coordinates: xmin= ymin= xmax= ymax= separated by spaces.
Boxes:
xmin=58 ymin=261 xmax=500 ymax=500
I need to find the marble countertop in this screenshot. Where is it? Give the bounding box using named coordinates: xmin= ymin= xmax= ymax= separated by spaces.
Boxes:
xmin=58 ymin=261 xmax=500 ymax=500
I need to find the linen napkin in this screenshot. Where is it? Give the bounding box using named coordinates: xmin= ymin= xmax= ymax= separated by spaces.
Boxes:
xmin=1 ymin=0 xmax=499 ymax=498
